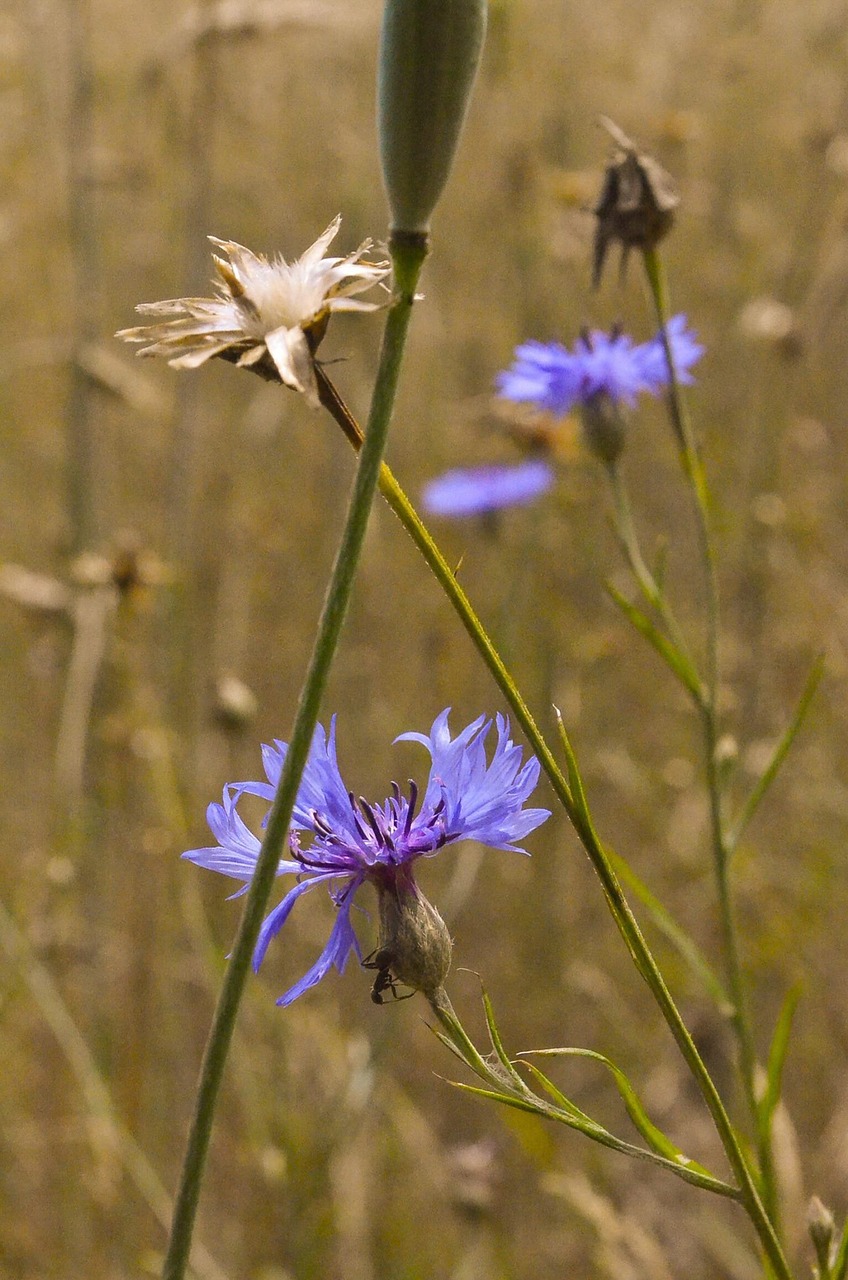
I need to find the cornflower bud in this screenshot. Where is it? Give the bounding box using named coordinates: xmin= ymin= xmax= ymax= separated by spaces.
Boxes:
xmin=378 ymin=0 xmax=487 ymax=236
xmin=807 ymin=1196 xmax=836 ymax=1276
xmin=592 ymin=116 xmax=679 ymax=286
xmin=580 ymin=392 xmax=627 ymax=465
xmin=374 ymin=865 xmax=453 ymax=1000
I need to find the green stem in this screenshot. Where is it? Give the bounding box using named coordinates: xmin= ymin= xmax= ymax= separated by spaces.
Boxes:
xmin=314 ymin=369 xmax=792 ymax=1280
xmin=642 ymin=247 xmax=780 ymax=1243
xmin=161 ymin=233 xmax=428 ymax=1280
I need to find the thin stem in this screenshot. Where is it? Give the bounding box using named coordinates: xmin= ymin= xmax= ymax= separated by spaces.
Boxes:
xmin=314 ymin=368 xmax=792 ymax=1280
xmin=65 ymin=0 xmax=101 ymax=552
xmin=161 ymin=234 xmax=428 ymax=1280
xmin=642 ymin=248 xmax=780 ymax=1242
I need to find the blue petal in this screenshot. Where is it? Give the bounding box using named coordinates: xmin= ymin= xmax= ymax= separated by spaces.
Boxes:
xmin=253 ymin=871 xmax=348 ymax=971
xmin=275 ymin=878 xmax=364 ymax=1006
xmin=422 ymin=461 xmax=554 ymax=518
xmin=289 ymin=718 xmax=365 ymax=844
xmin=635 ymin=315 xmax=703 ymax=391
xmin=496 ymin=316 xmax=703 ymax=417
xmin=398 ymin=710 xmax=550 ymax=855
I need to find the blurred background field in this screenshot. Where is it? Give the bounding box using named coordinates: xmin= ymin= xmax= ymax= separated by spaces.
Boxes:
xmin=3 ymin=0 xmax=848 ymax=1275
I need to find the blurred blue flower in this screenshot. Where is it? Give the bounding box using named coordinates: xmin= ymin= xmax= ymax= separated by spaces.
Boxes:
xmin=422 ymin=459 xmax=555 ymax=518
xmin=634 ymin=314 xmax=704 ymax=392
xmin=496 ymin=315 xmax=702 ymax=416
xmin=184 ymin=710 xmax=550 ymax=1005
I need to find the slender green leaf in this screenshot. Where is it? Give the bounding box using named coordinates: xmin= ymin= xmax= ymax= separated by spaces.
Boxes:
xmin=481 ymin=988 xmax=525 ymax=1087
xmin=448 ymin=1077 xmax=738 ymax=1198
xmin=606 ymin=581 xmax=704 ymax=700
xmin=524 ymin=1046 xmax=718 ymax=1180
xmin=604 ymin=846 xmax=732 ymax=1013
xmin=520 ymin=1059 xmax=597 ymax=1123
xmin=431 ymin=1027 xmax=476 ymax=1068
xmin=427 ymin=991 xmax=493 ymax=1076
xmin=729 ymin=655 xmax=824 ymax=854
xmin=552 ymin=709 xmax=594 ymax=832
xmin=653 ymin=538 xmax=669 ymax=595
xmin=759 ymin=985 xmax=802 ymax=1132
xmin=831 ymin=1217 xmax=848 ymax=1280
xmin=448 ymin=1080 xmax=552 ymax=1117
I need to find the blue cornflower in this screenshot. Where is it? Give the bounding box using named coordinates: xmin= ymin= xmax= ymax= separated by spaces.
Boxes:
xmin=422 ymin=459 xmax=555 ymax=518
xmin=633 ymin=314 xmax=704 ymax=392
xmin=184 ymin=710 xmax=550 ymax=1006
xmin=496 ymin=315 xmax=702 ymax=417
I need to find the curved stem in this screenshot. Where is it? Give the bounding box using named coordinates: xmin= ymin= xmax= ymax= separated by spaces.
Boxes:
xmin=314 ymin=368 xmax=792 ymax=1280
xmin=642 ymin=247 xmax=780 ymax=1243
xmin=161 ymin=234 xmax=428 ymax=1280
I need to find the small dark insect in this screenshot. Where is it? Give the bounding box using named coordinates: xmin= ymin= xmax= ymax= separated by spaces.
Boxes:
xmin=362 ymin=948 xmax=414 ymax=1005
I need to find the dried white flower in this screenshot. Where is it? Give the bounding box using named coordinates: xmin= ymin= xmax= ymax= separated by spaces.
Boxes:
xmin=117 ymin=217 xmax=390 ymax=406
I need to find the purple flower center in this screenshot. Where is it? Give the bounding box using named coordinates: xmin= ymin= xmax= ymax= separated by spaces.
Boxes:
xmin=289 ymin=778 xmax=458 ymax=873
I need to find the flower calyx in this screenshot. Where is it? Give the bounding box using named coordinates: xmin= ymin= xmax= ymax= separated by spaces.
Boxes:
xmin=370 ymin=867 xmax=452 ymax=1004
xmin=580 ymin=392 xmax=627 ymax=465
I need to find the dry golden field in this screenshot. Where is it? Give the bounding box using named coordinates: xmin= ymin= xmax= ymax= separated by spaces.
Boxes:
xmin=3 ymin=0 xmax=848 ymax=1276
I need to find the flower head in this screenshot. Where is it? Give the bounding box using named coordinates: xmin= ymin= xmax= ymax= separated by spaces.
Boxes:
xmin=592 ymin=117 xmax=679 ymax=286
xmin=184 ymin=710 xmax=550 ymax=1006
xmin=422 ymin=459 xmax=555 ymax=519
xmin=117 ymin=217 xmax=389 ymax=406
xmin=496 ymin=316 xmax=702 ymax=419
xmin=633 ymin=314 xmax=704 ymax=392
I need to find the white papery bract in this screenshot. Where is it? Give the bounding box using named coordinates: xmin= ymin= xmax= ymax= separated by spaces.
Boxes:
xmin=117 ymin=217 xmax=389 ymax=406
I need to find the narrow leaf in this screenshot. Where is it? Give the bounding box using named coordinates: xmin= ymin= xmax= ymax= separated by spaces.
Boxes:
xmin=831 ymin=1218 xmax=848 ymax=1280
xmin=431 ymin=1027 xmax=475 ymax=1068
xmin=427 ymin=991 xmax=493 ymax=1076
xmin=759 ymin=985 xmax=801 ymax=1132
xmin=653 ymin=538 xmax=669 ymax=595
xmin=606 ymin=582 xmax=703 ymax=700
xmin=552 ymin=709 xmax=594 ymax=831
xmin=521 ymin=1059 xmax=597 ymax=1123
xmin=482 ymin=988 xmax=525 ymax=1087
xmin=450 ymin=1074 xmax=738 ymax=1198
xmin=604 ymin=846 xmax=731 ymax=1013
xmin=524 ymin=1046 xmax=717 ymax=1179
xmin=729 ymin=655 xmax=824 ymax=854
xmin=448 ymin=1080 xmax=551 ymax=1117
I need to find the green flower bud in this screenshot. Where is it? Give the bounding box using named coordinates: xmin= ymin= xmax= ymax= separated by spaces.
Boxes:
xmin=371 ymin=867 xmax=452 ymax=1001
xmin=580 ymin=392 xmax=627 ymax=465
xmin=378 ymin=0 xmax=487 ymax=235
xmin=807 ymin=1196 xmax=835 ymax=1276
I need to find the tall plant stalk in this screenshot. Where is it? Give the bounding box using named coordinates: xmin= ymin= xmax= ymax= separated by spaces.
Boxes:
xmin=641 ymin=246 xmax=779 ymax=1239
xmin=313 ymin=367 xmax=792 ymax=1280
xmin=161 ymin=236 xmax=428 ymax=1280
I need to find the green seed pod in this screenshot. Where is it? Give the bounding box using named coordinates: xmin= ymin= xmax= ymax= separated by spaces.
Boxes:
xmin=378 ymin=0 xmax=487 ymax=235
